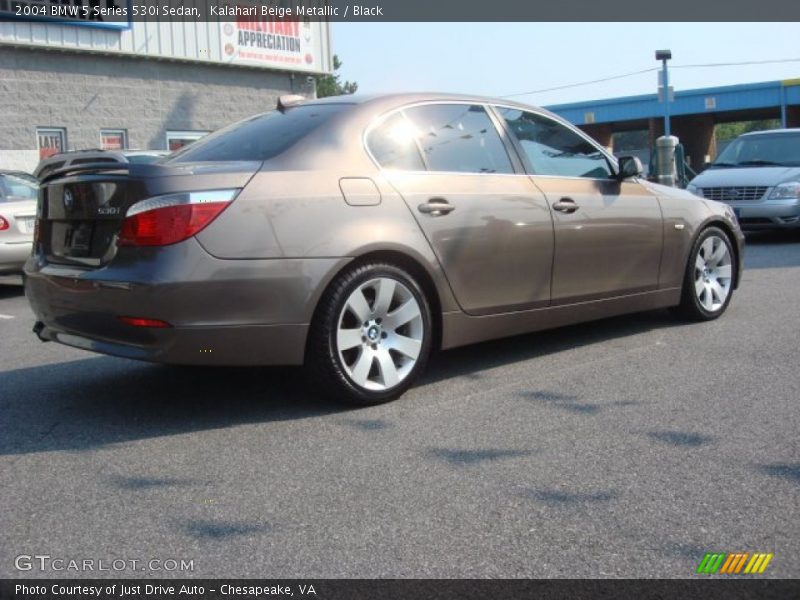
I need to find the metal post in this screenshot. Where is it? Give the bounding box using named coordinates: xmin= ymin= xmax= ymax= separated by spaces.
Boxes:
xmin=656 ymin=49 xmax=672 ymax=137
xmin=662 ymin=59 xmax=671 ymax=136
xmin=780 ymin=84 xmax=787 ymax=128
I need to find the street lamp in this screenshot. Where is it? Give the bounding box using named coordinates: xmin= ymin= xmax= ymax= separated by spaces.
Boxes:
xmin=656 ymin=49 xmax=672 ymax=136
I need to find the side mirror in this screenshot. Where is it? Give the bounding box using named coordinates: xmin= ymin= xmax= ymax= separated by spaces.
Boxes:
xmin=616 ymin=156 xmax=644 ymax=180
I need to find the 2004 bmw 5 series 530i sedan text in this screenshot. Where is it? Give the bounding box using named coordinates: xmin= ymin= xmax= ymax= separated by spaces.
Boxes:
xmin=25 ymin=93 xmax=744 ymax=404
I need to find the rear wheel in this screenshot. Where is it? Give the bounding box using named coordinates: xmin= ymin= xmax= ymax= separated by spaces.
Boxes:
xmin=307 ymin=263 xmax=432 ymax=404
xmin=674 ymin=226 xmax=735 ymax=321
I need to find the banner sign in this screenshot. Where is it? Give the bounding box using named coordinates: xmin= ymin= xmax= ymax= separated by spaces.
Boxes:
xmin=219 ymin=11 xmax=321 ymax=71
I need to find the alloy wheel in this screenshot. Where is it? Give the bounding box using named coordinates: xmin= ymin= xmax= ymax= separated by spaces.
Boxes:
xmin=694 ymin=235 xmax=733 ymax=312
xmin=336 ymin=277 xmax=424 ymax=391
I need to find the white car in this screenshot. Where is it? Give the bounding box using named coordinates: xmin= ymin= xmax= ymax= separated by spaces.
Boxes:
xmin=0 ymin=171 xmax=38 ymax=274
xmin=687 ymin=129 xmax=800 ymax=230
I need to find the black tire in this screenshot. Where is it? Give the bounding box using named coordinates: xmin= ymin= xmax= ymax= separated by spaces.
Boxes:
xmin=673 ymin=226 xmax=736 ymax=321
xmin=306 ymin=262 xmax=433 ymax=405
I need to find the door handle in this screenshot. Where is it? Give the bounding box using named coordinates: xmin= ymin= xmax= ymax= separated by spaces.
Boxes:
xmin=552 ymin=198 xmax=579 ymax=213
xmin=418 ymin=199 xmax=455 ymax=215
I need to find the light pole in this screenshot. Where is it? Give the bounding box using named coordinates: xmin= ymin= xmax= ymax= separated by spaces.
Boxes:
xmin=656 ymin=49 xmax=672 ymax=136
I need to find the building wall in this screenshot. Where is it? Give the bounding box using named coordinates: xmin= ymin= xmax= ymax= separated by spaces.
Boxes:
xmin=0 ymin=45 xmax=307 ymax=171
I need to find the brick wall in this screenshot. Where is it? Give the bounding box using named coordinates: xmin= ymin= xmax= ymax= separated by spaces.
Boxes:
xmin=0 ymin=45 xmax=306 ymax=170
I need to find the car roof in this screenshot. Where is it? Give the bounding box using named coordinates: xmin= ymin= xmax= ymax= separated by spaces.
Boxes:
xmin=308 ymin=91 xmax=544 ymax=110
xmin=740 ymin=128 xmax=800 ymax=137
xmin=303 ymin=92 xmax=561 ymax=123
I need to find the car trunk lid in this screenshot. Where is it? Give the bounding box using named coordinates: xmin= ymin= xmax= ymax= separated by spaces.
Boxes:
xmin=37 ymin=160 xmax=260 ymax=268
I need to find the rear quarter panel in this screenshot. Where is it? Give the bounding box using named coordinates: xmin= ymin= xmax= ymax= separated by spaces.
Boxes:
xmin=195 ymin=169 xmax=461 ymax=313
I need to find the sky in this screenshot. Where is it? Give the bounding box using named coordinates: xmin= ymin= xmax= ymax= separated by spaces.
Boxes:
xmin=330 ymin=23 xmax=800 ymax=107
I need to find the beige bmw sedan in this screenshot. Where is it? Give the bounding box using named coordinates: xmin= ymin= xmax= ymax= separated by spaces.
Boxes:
xmin=25 ymin=93 xmax=744 ymax=404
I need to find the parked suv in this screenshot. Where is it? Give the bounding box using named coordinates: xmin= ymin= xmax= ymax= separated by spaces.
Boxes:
xmin=687 ymin=129 xmax=800 ymax=229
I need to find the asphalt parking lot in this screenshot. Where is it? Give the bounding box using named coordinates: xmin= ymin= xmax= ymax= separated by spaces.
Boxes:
xmin=1 ymin=232 xmax=798 ymax=579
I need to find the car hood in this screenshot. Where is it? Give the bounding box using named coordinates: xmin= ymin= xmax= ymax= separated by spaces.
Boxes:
xmin=690 ymin=166 xmax=800 ymax=187
xmin=639 ymin=179 xmax=700 ymax=201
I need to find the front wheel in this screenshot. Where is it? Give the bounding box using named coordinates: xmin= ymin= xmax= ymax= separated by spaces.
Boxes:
xmin=674 ymin=226 xmax=736 ymax=321
xmin=307 ymin=263 xmax=433 ymax=405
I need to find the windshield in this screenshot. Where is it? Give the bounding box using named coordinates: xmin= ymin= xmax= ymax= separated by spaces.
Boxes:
xmin=714 ymin=132 xmax=800 ymax=167
xmin=0 ymin=173 xmax=38 ymax=202
xmin=165 ymin=104 xmax=351 ymax=163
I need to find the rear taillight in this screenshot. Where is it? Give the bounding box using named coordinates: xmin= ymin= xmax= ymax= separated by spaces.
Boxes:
xmin=118 ymin=189 xmax=239 ymax=247
xmin=0 ymin=216 xmax=8 ymax=231
xmin=118 ymin=316 xmax=172 ymax=328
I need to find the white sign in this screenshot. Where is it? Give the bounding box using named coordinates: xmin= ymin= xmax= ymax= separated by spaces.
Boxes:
xmin=220 ymin=14 xmax=323 ymax=72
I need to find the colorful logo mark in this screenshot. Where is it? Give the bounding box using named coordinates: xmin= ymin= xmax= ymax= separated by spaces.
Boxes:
xmin=696 ymin=552 xmax=773 ymax=574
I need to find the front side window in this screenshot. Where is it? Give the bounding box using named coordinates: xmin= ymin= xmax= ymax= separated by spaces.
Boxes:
xmin=498 ymin=108 xmax=612 ymax=179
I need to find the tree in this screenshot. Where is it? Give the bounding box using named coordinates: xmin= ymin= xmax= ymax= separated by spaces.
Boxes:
xmin=715 ymin=119 xmax=780 ymax=141
xmin=315 ymin=55 xmax=358 ymax=98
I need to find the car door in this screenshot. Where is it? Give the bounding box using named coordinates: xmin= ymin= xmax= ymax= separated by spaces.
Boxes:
xmin=366 ymin=103 xmax=554 ymax=315
xmin=495 ymin=106 xmax=663 ymax=304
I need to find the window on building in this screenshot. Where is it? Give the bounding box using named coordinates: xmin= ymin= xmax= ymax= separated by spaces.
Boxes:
xmin=497 ymin=108 xmax=613 ymax=179
xmin=166 ymin=131 xmax=210 ymax=152
xmin=101 ymin=129 xmax=128 ymax=151
xmin=37 ymin=128 xmax=66 ymax=160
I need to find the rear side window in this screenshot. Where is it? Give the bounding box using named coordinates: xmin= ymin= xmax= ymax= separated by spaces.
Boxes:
xmin=367 ymin=104 xmax=514 ymax=174
xmin=366 ymin=113 xmax=426 ymax=171
xmin=408 ymin=104 xmax=513 ymax=173
xmin=166 ymin=104 xmax=350 ymax=163
xmin=498 ymin=108 xmax=612 ymax=179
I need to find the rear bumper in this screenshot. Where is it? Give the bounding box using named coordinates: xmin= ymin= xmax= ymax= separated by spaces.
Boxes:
xmin=0 ymin=240 xmax=32 ymax=273
xmin=33 ymin=320 xmax=309 ymax=366
xmin=24 ymin=238 xmax=349 ymax=365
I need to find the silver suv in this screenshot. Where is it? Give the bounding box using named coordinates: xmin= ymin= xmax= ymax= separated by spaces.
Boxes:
xmin=687 ymin=129 xmax=800 ymax=229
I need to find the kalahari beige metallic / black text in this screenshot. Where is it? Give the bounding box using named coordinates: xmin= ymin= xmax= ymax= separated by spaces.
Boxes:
xmin=25 ymin=93 xmax=744 ymax=404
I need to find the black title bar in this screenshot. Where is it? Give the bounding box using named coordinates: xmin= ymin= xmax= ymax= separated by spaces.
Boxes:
xmin=2 ymin=579 xmax=800 ymax=600
xmin=1 ymin=0 xmax=799 ymax=23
